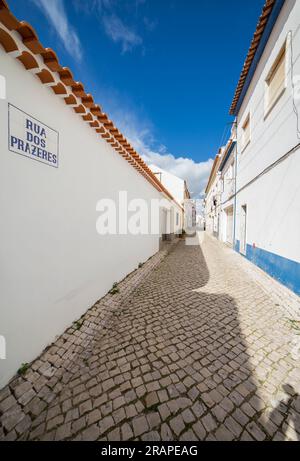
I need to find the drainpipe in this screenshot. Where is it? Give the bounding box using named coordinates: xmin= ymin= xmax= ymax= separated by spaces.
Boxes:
xmin=233 ymin=119 xmax=238 ymax=251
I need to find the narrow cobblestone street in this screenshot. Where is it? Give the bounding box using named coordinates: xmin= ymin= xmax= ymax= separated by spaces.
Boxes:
xmin=1 ymin=234 xmax=300 ymax=441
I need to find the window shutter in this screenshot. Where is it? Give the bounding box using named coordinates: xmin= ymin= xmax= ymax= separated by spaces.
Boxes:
xmin=266 ymin=47 xmax=286 ymax=112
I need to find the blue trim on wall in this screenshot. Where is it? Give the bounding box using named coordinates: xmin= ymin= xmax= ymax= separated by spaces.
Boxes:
xmin=233 ymin=0 xmax=285 ymax=116
xmin=234 ymin=240 xmax=300 ymax=296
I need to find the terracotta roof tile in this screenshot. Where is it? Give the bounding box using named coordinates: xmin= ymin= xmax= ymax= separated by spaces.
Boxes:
xmin=229 ymin=0 xmax=276 ymax=115
xmin=0 ymin=1 xmax=181 ymax=206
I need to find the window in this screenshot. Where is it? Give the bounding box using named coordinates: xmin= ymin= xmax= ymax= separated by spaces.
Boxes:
xmin=265 ymin=44 xmax=286 ymax=115
xmin=176 ymin=212 xmax=179 ymax=226
xmin=241 ymin=114 xmax=250 ymax=151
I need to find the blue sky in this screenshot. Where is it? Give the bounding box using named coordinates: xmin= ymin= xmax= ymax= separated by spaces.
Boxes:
xmin=8 ymin=0 xmax=265 ymax=197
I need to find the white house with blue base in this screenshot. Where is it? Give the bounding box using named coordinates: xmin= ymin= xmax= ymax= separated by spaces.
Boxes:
xmin=229 ymin=0 xmax=300 ymax=295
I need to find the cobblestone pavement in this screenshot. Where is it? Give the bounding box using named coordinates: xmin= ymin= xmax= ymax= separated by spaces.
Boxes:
xmin=1 ymin=234 xmax=300 ymax=441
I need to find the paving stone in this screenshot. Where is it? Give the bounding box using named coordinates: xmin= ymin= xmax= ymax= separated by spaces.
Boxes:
xmin=15 ymin=415 xmax=32 ymax=435
xmin=211 ymin=404 xmax=227 ymax=423
xmin=160 ymin=423 xmax=173 ymax=441
xmin=192 ymin=421 xmax=206 ymax=440
xmin=89 ymin=384 xmax=102 ymax=398
xmin=47 ymin=415 xmax=64 ymax=431
xmin=29 ymin=423 xmax=46 ymax=440
xmin=158 ymin=389 xmax=168 ymax=403
xmin=87 ymin=408 xmax=101 ymax=425
xmin=132 ymin=415 xmax=149 ymax=438
xmin=99 ymin=415 xmax=114 ymax=435
xmin=73 ymin=391 xmax=89 ymax=406
xmin=232 ymin=408 xmax=249 ymax=426
xmin=146 ymin=412 xmax=161 ymax=430
xmin=102 ymin=379 xmax=115 ymax=392
xmin=179 ymin=429 xmax=198 ymax=441
xmin=159 ymin=403 xmax=171 ymax=420
xmin=81 ymin=424 xmax=100 ymax=441
xmin=215 ymin=426 xmax=235 ymax=441
xmin=113 ymin=396 xmax=125 ymax=410
xmin=2 ymin=407 xmax=25 ymax=432
xmin=4 ymin=430 xmax=17 ymax=441
xmin=71 ymin=416 xmax=86 ymax=434
xmin=191 ymin=401 xmax=205 ymax=418
xmin=246 ymin=422 xmax=266 ymax=441
xmin=201 ymin=414 xmax=217 ymax=433
xmin=224 ymin=416 xmax=243 ymax=438
xmin=112 ymin=407 xmax=126 ymax=425
xmin=79 ymin=399 xmax=92 ymax=416
xmin=65 ymin=408 xmax=79 ymax=423
xmin=125 ymin=404 xmax=137 ymax=419
xmin=0 ymin=395 xmax=17 ymax=413
xmin=121 ymin=422 xmax=133 ymax=440
xmin=219 ymin=397 xmax=235 ymax=413
xmin=55 ymin=422 xmax=72 ymax=441
xmin=142 ymin=431 xmax=161 ymax=441
xmin=145 ymin=392 xmax=159 ymax=409
xmin=0 ymin=387 xmax=11 ymax=403
xmin=47 ymin=405 xmax=61 ymax=421
xmin=14 ymin=381 xmax=32 ymax=399
xmin=182 ymin=408 xmax=196 ymax=424
xmin=169 ymin=415 xmax=185 ymax=437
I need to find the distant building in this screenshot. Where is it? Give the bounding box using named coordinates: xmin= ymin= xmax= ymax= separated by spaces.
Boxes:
xmin=218 ymin=125 xmax=237 ymax=247
xmin=204 ymin=151 xmax=222 ymax=238
xmin=149 ymin=164 xmax=196 ymax=234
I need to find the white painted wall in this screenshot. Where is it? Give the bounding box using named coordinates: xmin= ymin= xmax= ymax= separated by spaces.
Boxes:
xmin=149 ymin=164 xmax=185 ymax=234
xmin=149 ymin=165 xmax=185 ymax=205
xmin=0 ymin=49 xmax=176 ymax=388
xmin=205 ymin=168 xmax=222 ymax=236
xmin=235 ymin=0 xmax=300 ymax=264
xmin=219 ymin=145 xmax=236 ymax=245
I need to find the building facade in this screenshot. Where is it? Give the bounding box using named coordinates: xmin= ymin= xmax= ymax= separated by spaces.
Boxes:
xmin=218 ymin=126 xmax=237 ymax=247
xmin=231 ymin=0 xmax=300 ymax=295
xmin=205 ymin=0 xmax=300 ymax=296
xmin=0 ymin=1 xmax=182 ymax=388
xmin=204 ymin=151 xmax=222 ymax=238
xmin=150 ymin=164 xmax=196 ymax=235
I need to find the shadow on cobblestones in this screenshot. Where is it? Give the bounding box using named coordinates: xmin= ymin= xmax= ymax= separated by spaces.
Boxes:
xmin=265 ymin=385 xmax=300 ymax=441
xmin=1 ymin=238 xmax=299 ymax=441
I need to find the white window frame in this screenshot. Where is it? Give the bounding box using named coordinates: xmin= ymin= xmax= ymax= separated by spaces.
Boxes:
xmin=264 ymin=41 xmax=287 ymax=118
xmin=241 ymin=113 xmax=251 ymax=152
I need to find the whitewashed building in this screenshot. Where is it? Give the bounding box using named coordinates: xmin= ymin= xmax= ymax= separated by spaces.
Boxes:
xmin=0 ymin=1 xmax=182 ymax=388
xmin=218 ymin=125 xmax=237 ymax=247
xmin=204 ymin=151 xmax=222 ymax=238
xmin=149 ymin=164 xmax=195 ymax=235
xmin=228 ymin=0 xmax=300 ymax=295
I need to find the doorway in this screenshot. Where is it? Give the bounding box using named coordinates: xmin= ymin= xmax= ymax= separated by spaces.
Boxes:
xmin=225 ymin=206 xmax=234 ymax=245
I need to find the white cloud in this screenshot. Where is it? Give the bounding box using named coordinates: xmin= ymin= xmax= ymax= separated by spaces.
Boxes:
xmin=110 ymin=108 xmax=213 ymax=199
xmin=102 ymin=14 xmax=142 ymax=53
xmin=31 ymin=0 xmax=82 ymax=61
xmin=72 ymin=0 xmax=151 ymax=54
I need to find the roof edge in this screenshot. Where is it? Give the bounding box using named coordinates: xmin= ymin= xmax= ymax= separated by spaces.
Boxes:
xmin=0 ymin=1 xmax=181 ymax=206
xmin=229 ymin=0 xmax=285 ymax=116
